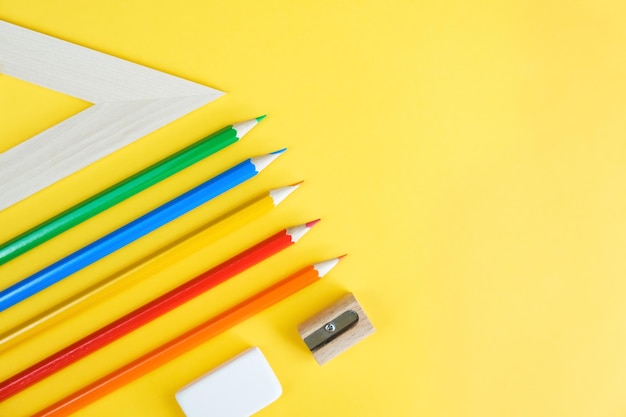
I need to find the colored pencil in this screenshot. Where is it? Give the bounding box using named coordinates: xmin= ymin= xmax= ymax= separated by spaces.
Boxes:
xmin=32 ymin=256 xmax=344 ymax=417
xmin=0 ymin=220 xmax=318 ymax=401
xmin=0 ymin=117 xmax=265 ymax=266
xmin=0 ymin=183 xmax=301 ymax=351
xmin=0 ymin=149 xmax=285 ymax=312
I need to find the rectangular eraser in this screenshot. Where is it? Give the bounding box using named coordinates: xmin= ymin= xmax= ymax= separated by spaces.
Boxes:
xmin=175 ymin=347 xmax=282 ymax=417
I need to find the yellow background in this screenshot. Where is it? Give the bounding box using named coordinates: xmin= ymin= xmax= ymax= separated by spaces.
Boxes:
xmin=2 ymin=1 xmax=626 ymax=416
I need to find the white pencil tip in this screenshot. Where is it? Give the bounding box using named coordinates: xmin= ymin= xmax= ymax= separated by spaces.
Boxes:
xmin=250 ymin=149 xmax=286 ymax=173
xmin=285 ymin=219 xmax=319 ymax=243
xmin=232 ymin=118 xmax=261 ymax=139
xmin=269 ymin=182 xmax=302 ymax=206
xmin=313 ymin=257 xmax=343 ymax=278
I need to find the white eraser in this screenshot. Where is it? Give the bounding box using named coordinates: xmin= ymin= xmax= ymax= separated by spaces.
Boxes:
xmin=175 ymin=347 xmax=282 ymax=417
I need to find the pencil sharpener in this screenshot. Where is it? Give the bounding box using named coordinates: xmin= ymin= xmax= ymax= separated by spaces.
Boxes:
xmin=297 ymin=293 xmax=374 ymax=365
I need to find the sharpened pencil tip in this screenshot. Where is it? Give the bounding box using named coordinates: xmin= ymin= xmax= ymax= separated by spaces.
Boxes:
xmin=313 ymin=257 xmax=343 ymax=278
xmin=269 ymin=182 xmax=302 ymax=206
xmin=256 ymin=115 xmax=267 ymax=122
xmin=306 ymin=219 xmax=321 ymax=228
xmin=286 ymin=220 xmax=317 ymax=243
xmin=289 ymin=180 xmax=304 ymax=186
xmin=271 ymin=148 xmax=287 ymax=155
xmin=338 ymin=254 xmax=348 ymax=260
xmin=232 ymin=117 xmax=263 ymax=139
xmin=250 ymin=149 xmax=285 ymax=172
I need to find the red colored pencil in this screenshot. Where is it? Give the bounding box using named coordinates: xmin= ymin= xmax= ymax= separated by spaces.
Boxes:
xmin=0 ymin=220 xmax=319 ymax=401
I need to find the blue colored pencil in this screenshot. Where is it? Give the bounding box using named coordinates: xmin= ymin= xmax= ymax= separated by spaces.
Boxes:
xmin=0 ymin=150 xmax=285 ymax=312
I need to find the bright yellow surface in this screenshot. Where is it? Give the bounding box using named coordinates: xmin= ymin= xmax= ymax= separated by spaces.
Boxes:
xmin=2 ymin=1 xmax=626 ymax=416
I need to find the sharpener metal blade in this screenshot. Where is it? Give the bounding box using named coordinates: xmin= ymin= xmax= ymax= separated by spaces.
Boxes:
xmin=303 ymin=310 xmax=359 ymax=352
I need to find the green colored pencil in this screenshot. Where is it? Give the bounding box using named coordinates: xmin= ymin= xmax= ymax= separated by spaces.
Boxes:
xmin=0 ymin=116 xmax=266 ymax=266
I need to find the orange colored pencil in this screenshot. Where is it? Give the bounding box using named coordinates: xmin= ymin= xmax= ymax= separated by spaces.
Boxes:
xmin=33 ymin=256 xmax=345 ymax=417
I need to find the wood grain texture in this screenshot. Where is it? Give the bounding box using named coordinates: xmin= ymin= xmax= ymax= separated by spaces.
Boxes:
xmin=0 ymin=20 xmax=224 ymax=212
xmin=298 ymin=293 xmax=375 ymax=366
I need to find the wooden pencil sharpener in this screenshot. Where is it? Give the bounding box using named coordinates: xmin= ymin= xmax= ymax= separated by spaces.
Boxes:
xmin=297 ymin=293 xmax=374 ymax=365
